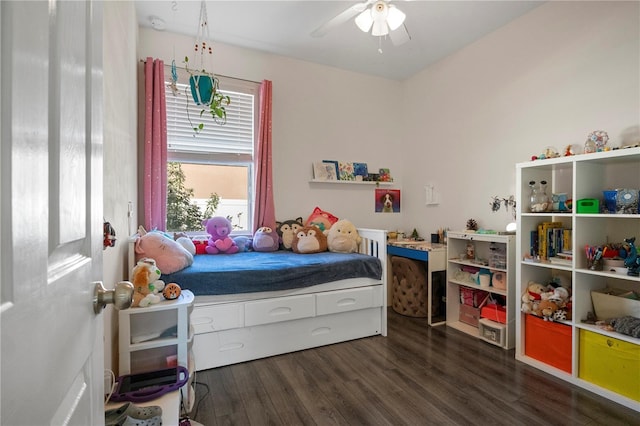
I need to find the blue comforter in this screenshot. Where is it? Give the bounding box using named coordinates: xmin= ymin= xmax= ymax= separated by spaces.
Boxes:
xmin=160 ymin=251 xmax=383 ymax=296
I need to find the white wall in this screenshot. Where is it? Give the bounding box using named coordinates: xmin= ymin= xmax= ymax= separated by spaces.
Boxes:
xmin=402 ymin=1 xmax=640 ymax=236
xmin=103 ymin=1 xmax=139 ymax=373
xmin=138 ymin=29 xmax=405 ymax=232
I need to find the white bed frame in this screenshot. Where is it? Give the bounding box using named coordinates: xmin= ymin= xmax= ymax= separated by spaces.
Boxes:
xmin=128 ymin=228 xmax=387 ymax=371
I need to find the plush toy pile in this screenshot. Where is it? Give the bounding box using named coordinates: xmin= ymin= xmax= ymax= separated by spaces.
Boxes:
xmin=521 ymin=280 xmax=572 ymax=321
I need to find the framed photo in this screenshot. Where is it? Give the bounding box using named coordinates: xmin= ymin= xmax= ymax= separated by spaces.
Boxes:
xmin=322 ymin=160 xmax=339 ymax=180
xmin=313 ymin=162 xmax=337 ymax=181
xmin=375 ymin=189 xmax=401 ymax=213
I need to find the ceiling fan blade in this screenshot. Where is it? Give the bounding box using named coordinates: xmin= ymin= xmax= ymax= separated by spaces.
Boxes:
xmin=311 ymin=1 xmax=372 ymax=37
xmin=389 ymin=23 xmax=410 ymax=46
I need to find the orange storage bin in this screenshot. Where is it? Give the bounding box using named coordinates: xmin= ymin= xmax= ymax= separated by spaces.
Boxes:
xmin=525 ymin=314 xmax=572 ymax=373
xmin=481 ymin=303 xmax=506 ymax=324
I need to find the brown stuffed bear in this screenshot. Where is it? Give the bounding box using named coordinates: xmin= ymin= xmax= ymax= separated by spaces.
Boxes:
xmin=292 ymin=225 xmax=328 ymax=254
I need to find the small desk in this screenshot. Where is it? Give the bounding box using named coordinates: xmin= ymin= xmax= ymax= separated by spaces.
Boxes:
xmin=387 ymin=241 xmax=447 ymax=326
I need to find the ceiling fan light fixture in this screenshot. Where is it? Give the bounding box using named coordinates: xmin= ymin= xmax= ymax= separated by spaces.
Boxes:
xmin=355 ymin=9 xmax=373 ymax=32
xmin=371 ymin=20 xmax=389 ymax=37
xmin=387 ymin=6 xmax=406 ymax=31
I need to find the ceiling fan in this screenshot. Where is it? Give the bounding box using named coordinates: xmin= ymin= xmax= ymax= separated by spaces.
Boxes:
xmin=311 ymin=0 xmax=411 ymax=46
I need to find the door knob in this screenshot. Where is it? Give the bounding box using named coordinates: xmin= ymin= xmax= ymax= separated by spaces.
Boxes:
xmin=93 ymin=281 xmax=134 ymax=314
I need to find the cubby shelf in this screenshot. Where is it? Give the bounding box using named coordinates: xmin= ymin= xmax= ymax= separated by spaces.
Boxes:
xmin=515 ymin=147 xmax=640 ymax=411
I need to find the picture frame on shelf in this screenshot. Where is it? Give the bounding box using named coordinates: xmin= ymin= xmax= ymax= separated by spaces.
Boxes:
xmin=339 ymin=161 xmax=356 ymax=181
xmin=322 ymin=160 xmax=339 ymax=181
xmin=313 ymin=162 xmax=337 ymax=181
xmin=354 ymin=162 xmax=368 ymax=181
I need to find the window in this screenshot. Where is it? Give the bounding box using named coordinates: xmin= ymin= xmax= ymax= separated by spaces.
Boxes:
xmin=165 ymin=72 xmax=259 ymax=234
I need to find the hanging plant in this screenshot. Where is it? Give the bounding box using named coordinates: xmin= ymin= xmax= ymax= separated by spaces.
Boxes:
xmin=184 ymin=56 xmax=230 ymax=132
xmin=182 ymin=0 xmax=231 ymax=134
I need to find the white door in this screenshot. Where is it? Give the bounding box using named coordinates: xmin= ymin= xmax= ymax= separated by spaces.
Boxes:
xmin=1 ymin=1 xmax=105 ymax=424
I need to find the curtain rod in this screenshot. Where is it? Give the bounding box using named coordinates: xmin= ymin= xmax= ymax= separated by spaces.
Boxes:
xmin=139 ymin=58 xmax=260 ymax=84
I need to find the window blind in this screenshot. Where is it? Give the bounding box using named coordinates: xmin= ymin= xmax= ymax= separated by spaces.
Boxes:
xmin=165 ymin=79 xmax=256 ymax=163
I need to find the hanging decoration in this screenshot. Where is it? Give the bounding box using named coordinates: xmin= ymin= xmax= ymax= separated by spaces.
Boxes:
xmin=183 ymin=0 xmax=230 ymax=133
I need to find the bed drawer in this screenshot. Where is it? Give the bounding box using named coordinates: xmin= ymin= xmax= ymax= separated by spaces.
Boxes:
xmin=245 ymin=294 xmax=315 ymax=326
xmin=191 ymin=303 xmax=244 ymax=334
xmin=316 ymin=286 xmax=381 ymax=316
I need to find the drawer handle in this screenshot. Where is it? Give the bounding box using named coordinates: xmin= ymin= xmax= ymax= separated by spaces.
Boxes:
xmin=269 ymin=307 xmax=292 ymax=316
xmin=606 ymin=339 xmax=613 ymax=347
xmin=312 ymin=327 xmax=331 ymax=336
xmin=191 ymin=317 xmax=213 ymax=326
xmin=337 ymin=298 xmax=356 ymax=306
xmin=219 ymin=342 xmax=244 ymax=352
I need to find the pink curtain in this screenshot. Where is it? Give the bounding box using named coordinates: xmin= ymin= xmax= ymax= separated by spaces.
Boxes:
xmin=143 ymin=57 xmax=167 ymax=231
xmin=253 ymin=80 xmax=276 ymax=232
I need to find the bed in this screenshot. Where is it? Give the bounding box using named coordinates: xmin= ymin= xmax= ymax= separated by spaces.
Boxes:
xmin=128 ymin=228 xmax=387 ymax=371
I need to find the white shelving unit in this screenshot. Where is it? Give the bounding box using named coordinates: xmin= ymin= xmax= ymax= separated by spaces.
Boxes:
xmin=118 ymin=290 xmax=195 ymax=416
xmin=515 ymin=148 xmax=640 ymax=411
xmin=446 ymin=231 xmax=515 ymax=349
xmin=309 ymin=179 xmax=393 ymax=185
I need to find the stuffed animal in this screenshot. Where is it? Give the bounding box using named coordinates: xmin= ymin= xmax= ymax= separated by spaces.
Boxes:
xmin=304 ymin=207 xmax=338 ymax=232
xmin=252 ymin=226 xmax=280 ymax=252
xmin=233 ymin=235 xmax=253 ymax=252
xmin=534 ymin=299 xmax=559 ymax=321
xmin=325 ymin=219 xmax=361 ymax=253
xmin=202 ymin=216 xmax=239 ymax=254
xmin=162 ymin=282 xmax=182 ymax=300
xmin=521 ymin=281 xmax=547 ymax=314
xmin=131 ymin=258 xmax=165 ymax=307
xmin=174 ymin=232 xmax=196 ymax=255
xmin=292 ymin=225 xmax=328 ymax=254
xmin=135 ymin=227 xmax=194 ymax=274
xmin=276 ymin=217 xmax=304 ymax=250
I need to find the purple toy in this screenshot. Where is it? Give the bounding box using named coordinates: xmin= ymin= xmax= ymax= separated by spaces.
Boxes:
xmin=252 ymin=226 xmax=280 ymax=252
xmin=202 ymin=216 xmax=239 ymax=254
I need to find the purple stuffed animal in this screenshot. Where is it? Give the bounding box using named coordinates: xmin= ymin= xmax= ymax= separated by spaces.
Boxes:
xmin=252 ymin=226 xmax=280 ymax=252
xmin=202 ymin=216 xmax=239 ymax=254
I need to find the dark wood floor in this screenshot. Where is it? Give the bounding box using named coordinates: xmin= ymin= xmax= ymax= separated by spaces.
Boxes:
xmin=188 ymin=309 xmax=639 ymax=426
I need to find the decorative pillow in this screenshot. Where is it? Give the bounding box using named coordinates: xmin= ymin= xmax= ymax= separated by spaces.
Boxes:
xmin=304 ymin=207 xmax=338 ymax=232
xmin=276 ymin=217 xmax=304 ymax=250
xmin=292 ymin=225 xmax=328 ymax=254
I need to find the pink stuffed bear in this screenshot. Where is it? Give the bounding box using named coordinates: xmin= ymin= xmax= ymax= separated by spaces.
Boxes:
xmin=203 ymin=216 xmax=239 ymax=254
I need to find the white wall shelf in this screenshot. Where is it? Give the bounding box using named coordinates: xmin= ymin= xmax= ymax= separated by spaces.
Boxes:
xmin=309 ymin=179 xmax=393 ymax=186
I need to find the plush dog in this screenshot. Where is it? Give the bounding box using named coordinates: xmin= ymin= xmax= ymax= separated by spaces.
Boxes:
xmin=131 ymin=258 xmax=165 ymax=307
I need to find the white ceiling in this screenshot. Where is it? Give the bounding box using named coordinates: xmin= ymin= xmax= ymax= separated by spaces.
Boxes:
xmin=134 ymin=1 xmax=544 ymax=81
